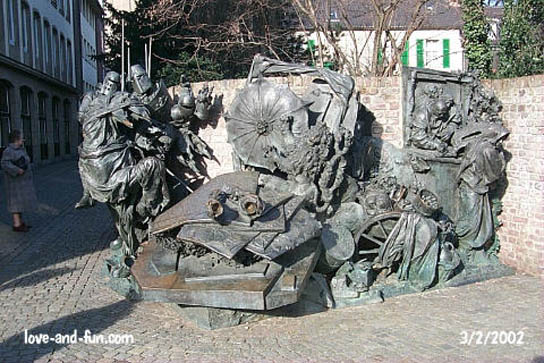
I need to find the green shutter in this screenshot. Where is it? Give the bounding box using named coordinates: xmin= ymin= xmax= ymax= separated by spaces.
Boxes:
xmin=443 ymin=39 xmax=450 ymax=68
xmin=416 ymin=39 xmax=424 ymax=68
xmin=307 ymin=39 xmax=315 ymax=53
xmin=401 ymin=41 xmax=409 ymax=66
xmin=378 ymin=49 xmax=383 ymax=65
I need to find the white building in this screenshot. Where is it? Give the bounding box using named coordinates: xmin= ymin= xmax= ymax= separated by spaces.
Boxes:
xmin=301 ymin=0 xmax=502 ymax=74
xmin=0 ymin=0 xmax=104 ymax=164
xmin=107 ymin=0 xmax=135 ymax=12
xmin=80 ymin=0 xmax=105 ymax=93
xmin=0 ymin=0 xmax=80 ymax=162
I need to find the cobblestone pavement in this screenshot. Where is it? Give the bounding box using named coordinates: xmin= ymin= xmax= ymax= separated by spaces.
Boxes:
xmin=0 ymin=160 xmax=543 ymax=362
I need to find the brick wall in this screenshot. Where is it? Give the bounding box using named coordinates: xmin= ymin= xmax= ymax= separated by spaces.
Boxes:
xmin=172 ymin=73 xmax=543 ymax=277
xmin=483 ymin=75 xmax=544 ymax=277
xmin=355 ymin=76 xmax=403 ymax=147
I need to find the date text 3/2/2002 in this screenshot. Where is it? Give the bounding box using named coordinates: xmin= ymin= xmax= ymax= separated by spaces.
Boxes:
xmin=460 ymin=330 xmax=525 ymax=345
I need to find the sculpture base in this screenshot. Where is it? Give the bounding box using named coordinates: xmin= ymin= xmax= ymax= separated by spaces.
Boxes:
xmin=333 ymin=262 xmax=515 ymax=309
xmin=174 ymin=273 xmax=333 ymax=330
xmin=131 ymin=238 xmax=322 ymax=310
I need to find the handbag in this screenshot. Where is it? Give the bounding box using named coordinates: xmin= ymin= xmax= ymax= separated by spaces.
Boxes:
xmin=12 ymin=156 xmax=28 ymax=171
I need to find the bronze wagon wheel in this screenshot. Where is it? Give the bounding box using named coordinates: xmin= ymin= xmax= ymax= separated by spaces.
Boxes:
xmin=354 ymin=211 xmax=402 ymax=262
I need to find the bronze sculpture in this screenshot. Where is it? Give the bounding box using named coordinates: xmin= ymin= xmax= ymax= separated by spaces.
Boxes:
xmin=76 ymin=58 xmax=512 ymax=326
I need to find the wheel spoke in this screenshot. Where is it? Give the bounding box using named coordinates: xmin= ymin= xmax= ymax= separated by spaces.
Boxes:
xmin=360 ymin=233 xmax=384 ymax=246
xmin=377 ymin=220 xmax=388 ymax=239
xmin=359 ymin=248 xmax=380 ymax=254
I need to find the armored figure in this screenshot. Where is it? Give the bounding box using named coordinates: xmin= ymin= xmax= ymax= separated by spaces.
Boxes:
xmin=169 ymin=75 xmax=215 ymax=178
xmin=130 ymin=64 xmax=172 ymax=122
xmin=125 ymin=67 xmax=218 ymax=202
xmin=77 ymin=71 xmax=170 ymax=277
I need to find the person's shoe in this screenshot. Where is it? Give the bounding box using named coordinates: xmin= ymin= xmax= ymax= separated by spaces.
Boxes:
xmin=13 ymin=224 xmax=29 ymax=232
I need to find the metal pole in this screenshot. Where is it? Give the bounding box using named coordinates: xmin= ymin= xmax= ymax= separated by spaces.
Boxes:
xmin=127 ymin=46 xmax=131 ymax=81
xmin=144 ymin=44 xmax=148 ymax=75
xmin=121 ymin=19 xmax=125 ymax=92
xmin=148 ymin=37 xmax=153 ymax=76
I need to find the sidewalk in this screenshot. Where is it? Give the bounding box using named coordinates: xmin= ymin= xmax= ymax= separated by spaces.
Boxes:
xmin=0 ymin=160 xmax=542 ymax=362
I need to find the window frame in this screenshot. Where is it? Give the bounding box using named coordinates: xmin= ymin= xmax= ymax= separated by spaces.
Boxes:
xmin=38 ymin=92 xmax=49 ymax=160
xmin=7 ymin=0 xmax=16 ymax=45
xmin=0 ymin=82 xmax=12 ymax=148
xmin=20 ymin=87 xmax=33 ymax=160
xmin=33 ymin=12 xmax=41 ymax=60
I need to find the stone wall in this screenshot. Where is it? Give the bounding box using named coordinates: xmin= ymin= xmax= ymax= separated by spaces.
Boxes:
xmin=172 ymin=73 xmax=543 ymax=277
xmin=483 ymin=75 xmax=544 ymax=277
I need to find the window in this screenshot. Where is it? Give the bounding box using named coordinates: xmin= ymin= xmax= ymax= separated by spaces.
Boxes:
xmin=330 ymin=10 xmax=339 ymax=22
xmin=83 ymin=0 xmax=96 ymax=30
xmin=22 ymin=3 xmax=30 ymax=53
xmin=0 ymin=82 xmax=12 ymax=148
xmin=20 ymin=87 xmax=33 ymax=160
xmin=63 ymin=101 xmax=71 ymax=154
xmin=52 ymin=98 xmax=60 ymax=156
xmin=66 ymin=0 xmax=71 ymax=22
xmin=44 ymin=21 xmax=51 ymax=72
xmin=67 ymin=40 xmax=73 ymax=84
xmin=52 ymin=28 xmax=59 ymax=78
xmin=59 ymin=0 xmax=65 ymax=16
xmin=51 ymin=0 xmax=57 ymax=9
xmin=425 ymin=39 xmax=441 ymax=68
xmin=60 ymin=35 xmax=66 ymax=82
xmin=7 ymin=0 xmax=16 ymax=45
xmin=38 ymin=93 xmax=48 ymax=160
xmin=33 ymin=12 xmax=42 ymax=63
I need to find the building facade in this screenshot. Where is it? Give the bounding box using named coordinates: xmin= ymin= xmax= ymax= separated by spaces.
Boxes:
xmin=302 ymin=0 xmax=502 ymax=75
xmin=81 ymin=0 xmax=104 ymax=93
xmin=0 ymin=0 xmax=104 ymax=164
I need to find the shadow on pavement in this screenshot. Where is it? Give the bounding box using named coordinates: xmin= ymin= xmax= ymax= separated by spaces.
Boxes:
xmin=0 ymin=225 xmax=114 ymax=287
xmin=0 ymin=267 xmax=78 ymax=292
xmin=0 ymin=300 xmax=136 ymax=362
xmin=0 ymin=160 xmax=114 ymax=286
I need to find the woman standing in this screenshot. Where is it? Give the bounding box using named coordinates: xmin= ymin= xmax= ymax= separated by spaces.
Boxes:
xmin=1 ymin=130 xmax=38 ymax=232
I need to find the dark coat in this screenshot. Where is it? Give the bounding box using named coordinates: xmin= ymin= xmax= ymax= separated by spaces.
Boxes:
xmin=1 ymin=143 xmax=38 ymax=213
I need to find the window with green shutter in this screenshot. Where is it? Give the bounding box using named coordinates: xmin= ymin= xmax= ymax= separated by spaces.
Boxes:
xmin=416 ymin=39 xmax=424 ymax=68
xmin=378 ymin=49 xmax=383 ymax=65
xmin=401 ymin=41 xmax=409 ymax=66
xmin=443 ymin=39 xmax=450 ymax=68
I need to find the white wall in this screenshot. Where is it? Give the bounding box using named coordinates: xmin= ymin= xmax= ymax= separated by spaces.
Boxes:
xmin=108 ymin=0 xmax=135 ymax=12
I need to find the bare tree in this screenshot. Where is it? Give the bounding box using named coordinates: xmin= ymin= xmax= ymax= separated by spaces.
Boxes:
xmin=109 ymin=0 xmax=437 ymax=79
xmin=139 ymin=0 xmax=306 ymax=70
xmin=291 ymin=0 xmax=432 ymax=77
